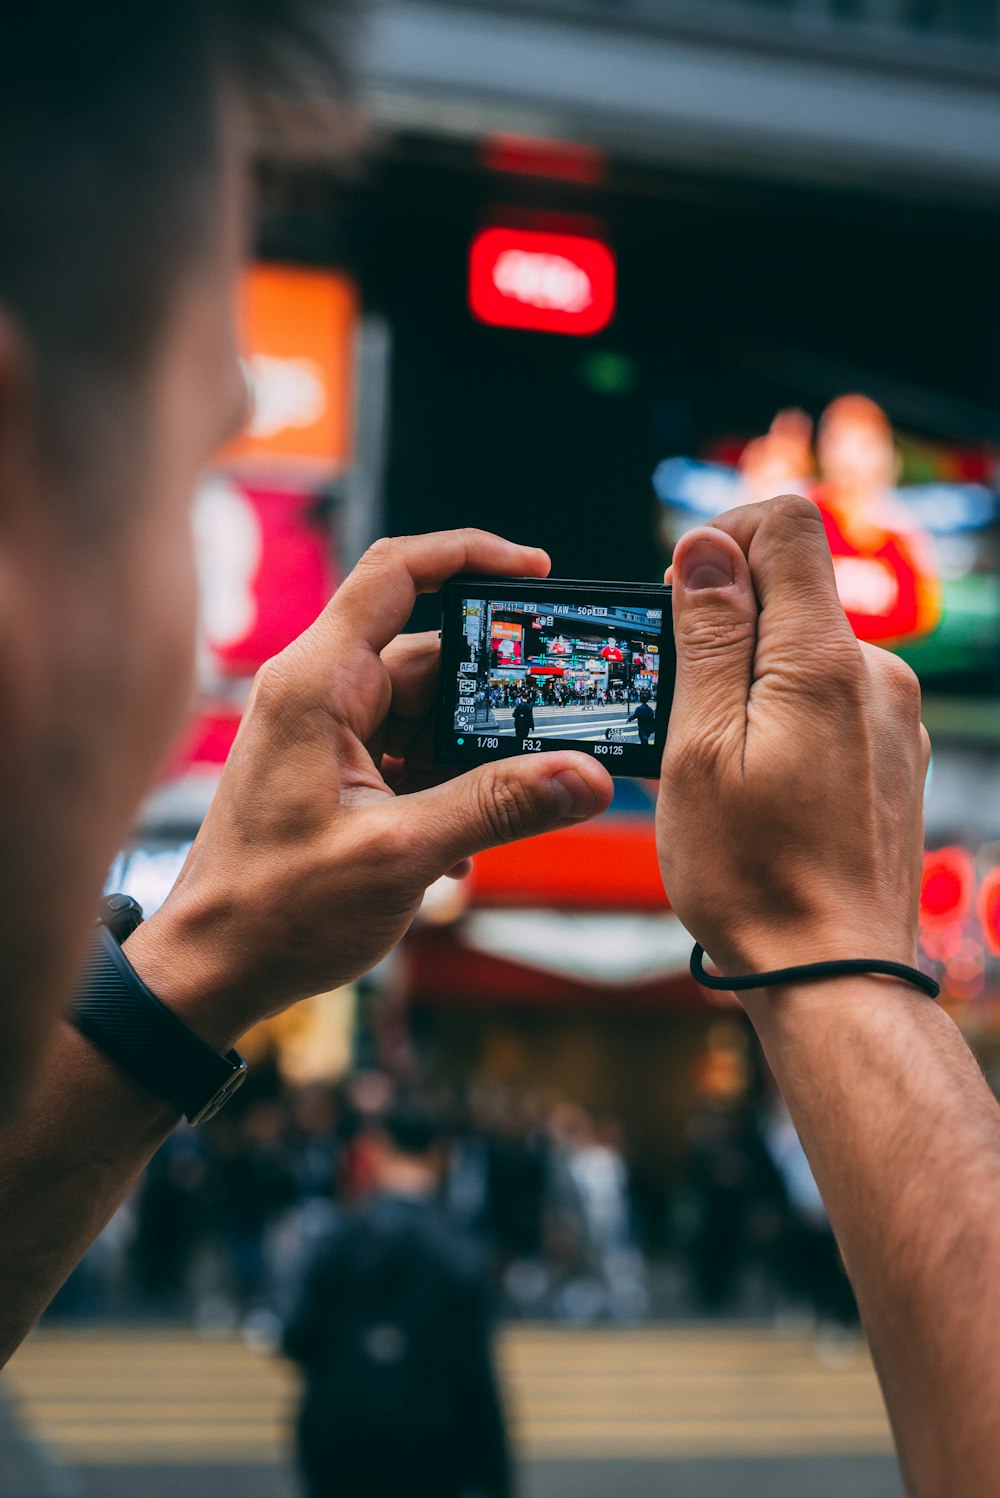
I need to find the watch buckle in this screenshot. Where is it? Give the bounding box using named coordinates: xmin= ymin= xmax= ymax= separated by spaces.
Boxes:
xmin=189 ymin=1054 xmax=249 ymax=1126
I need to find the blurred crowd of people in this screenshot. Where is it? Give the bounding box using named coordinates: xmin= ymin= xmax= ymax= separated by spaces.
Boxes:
xmin=50 ymin=1061 xmax=856 ymax=1339
xmin=487 ymin=681 xmax=634 ymax=709
xmin=673 ymin=1095 xmax=857 ymax=1330
xmin=52 ymin=1071 xmax=647 ymax=1337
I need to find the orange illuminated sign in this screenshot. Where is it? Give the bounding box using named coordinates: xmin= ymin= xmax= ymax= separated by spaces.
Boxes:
xmin=219 ymin=264 xmax=357 ymax=476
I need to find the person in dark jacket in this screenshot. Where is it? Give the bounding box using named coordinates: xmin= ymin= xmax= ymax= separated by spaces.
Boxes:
xmin=626 ymin=691 xmax=656 ymax=745
xmin=283 ymin=1101 xmax=512 ymax=1498
xmin=512 ymin=699 xmax=535 ymax=739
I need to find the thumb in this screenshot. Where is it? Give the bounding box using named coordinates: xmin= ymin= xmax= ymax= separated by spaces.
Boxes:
xmin=402 ymin=751 xmax=614 ymax=879
xmin=667 ymin=527 xmax=758 ymax=755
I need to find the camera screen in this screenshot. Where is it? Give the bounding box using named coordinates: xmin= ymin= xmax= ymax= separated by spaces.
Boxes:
xmin=435 ymin=579 xmax=673 ymax=778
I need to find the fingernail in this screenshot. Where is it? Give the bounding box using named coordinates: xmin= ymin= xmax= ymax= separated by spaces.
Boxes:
xmin=550 ymin=770 xmax=598 ymax=820
xmin=679 ymin=538 xmax=735 ymax=591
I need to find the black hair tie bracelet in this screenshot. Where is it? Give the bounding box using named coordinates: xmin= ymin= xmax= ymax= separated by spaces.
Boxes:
xmin=690 ymin=943 xmax=940 ymax=1001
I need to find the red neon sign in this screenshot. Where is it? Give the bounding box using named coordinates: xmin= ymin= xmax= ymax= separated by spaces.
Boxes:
xmin=469 ymin=228 xmax=616 ymax=336
xmin=920 ymin=846 xmax=974 ymax=923
xmin=979 ymin=868 xmax=1000 ymax=956
xmin=480 ymin=134 xmax=608 ymax=185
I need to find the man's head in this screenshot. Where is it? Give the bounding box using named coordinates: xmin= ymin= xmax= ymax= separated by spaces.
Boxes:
xmin=0 ymin=3 xmax=347 ymax=1116
xmin=372 ymin=1101 xmax=448 ymax=1195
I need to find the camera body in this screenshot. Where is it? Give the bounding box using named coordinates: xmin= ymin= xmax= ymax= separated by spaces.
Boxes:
xmin=434 ymin=576 xmax=674 ymax=779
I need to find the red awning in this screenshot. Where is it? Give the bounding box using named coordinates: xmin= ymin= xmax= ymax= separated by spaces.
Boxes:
xmin=405 ymin=805 xmax=708 ymax=1009
xmin=469 ymin=817 xmax=667 ymax=911
xmin=405 ymin=926 xmax=706 ymax=1008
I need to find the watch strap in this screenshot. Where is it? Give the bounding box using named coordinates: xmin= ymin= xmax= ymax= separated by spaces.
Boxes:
xmin=100 ymin=892 xmax=144 ymax=944
xmin=71 ymin=926 xmax=248 ymax=1124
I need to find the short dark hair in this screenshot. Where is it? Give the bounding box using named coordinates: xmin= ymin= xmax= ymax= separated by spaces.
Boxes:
xmin=2 ymin=2 xmax=351 ymax=470
xmin=381 ymin=1100 xmax=447 ymax=1159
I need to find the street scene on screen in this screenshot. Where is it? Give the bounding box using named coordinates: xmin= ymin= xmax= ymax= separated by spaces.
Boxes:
xmin=452 ymin=598 xmax=662 ymax=745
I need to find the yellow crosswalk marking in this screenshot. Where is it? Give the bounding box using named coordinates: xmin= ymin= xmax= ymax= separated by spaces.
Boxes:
xmin=2 ymin=1325 xmax=895 ymax=1466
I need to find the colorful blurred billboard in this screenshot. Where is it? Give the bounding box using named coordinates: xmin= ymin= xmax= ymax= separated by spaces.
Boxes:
xmin=654 ymin=395 xmax=1000 ymax=689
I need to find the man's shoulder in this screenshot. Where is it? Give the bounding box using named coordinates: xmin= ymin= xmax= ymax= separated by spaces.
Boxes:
xmin=385 ymin=1199 xmax=488 ymax=1283
xmin=308 ymin=1194 xmax=486 ymax=1281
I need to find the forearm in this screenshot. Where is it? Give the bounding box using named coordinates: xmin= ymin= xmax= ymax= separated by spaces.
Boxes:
xmin=0 ymin=904 xmax=247 ymax=1364
xmin=0 ymin=1023 xmax=178 ymax=1364
xmin=748 ymin=979 xmax=1000 ymax=1495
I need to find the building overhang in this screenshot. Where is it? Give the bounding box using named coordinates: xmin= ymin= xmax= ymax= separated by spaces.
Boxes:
xmin=359 ymin=1 xmax=1000 ymax=202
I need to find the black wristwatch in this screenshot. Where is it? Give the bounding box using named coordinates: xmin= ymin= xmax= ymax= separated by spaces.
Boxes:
xmin=70 ymin=895 xmax=248 ymax=1125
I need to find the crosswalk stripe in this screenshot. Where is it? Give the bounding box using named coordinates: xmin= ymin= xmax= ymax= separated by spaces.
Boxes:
xmin=3 ymin=1325 xmax=895 ymax=1466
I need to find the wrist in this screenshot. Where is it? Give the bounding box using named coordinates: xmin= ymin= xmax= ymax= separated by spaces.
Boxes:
xmin=122 ymin=896 xmax=248 ymax=1054
xmin=741 ymin=970 xmax=930 ymax=1042
xmin=698 ymin=921 xmax=920 ymax=986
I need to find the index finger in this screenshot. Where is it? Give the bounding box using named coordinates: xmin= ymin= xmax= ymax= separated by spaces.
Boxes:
xmin=381 ymin=631 xmax=440 ymax=720
xmin=707 ymin=493 xmax=856 ymax=651
xmin=318 ymin=530 xmax=551 ymax=657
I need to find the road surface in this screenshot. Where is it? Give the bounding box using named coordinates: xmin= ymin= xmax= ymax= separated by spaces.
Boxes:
xmin=460 ymin=702 xmax=654 ymax=742
xmin=3 ymin=1324 xmax=903 ymax=1498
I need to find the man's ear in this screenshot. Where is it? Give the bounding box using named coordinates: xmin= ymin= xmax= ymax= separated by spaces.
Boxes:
xmin=0 ymin=308 xmax=67 ymax=1124
xmin=0 ymin=309 xmax=49 ymax=757
xmin=0 ymin=308 xmax=36 ymax=504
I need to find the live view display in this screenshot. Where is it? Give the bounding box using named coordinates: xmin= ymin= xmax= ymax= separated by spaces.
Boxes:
xmin=452 ymin=597 xmax=663 ymax=748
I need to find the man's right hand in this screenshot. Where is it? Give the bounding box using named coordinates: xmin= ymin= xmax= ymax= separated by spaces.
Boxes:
xmin=657 ymin=493 xmax=930 ymax=983
xmin=126 ymin=529 xmax=614 ymax=1049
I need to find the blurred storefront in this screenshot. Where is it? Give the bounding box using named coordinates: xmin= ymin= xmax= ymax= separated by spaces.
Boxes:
xmin=343 ymin=17 xmax=1000 ymax=1127
xmin=404 ymin=785 xmax=717 ymax=1238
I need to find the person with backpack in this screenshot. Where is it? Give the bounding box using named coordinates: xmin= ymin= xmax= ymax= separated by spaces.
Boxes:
xmin=626 ymin=690 xmax=656 ymax=745
xmin=512 ymin=697 xmax=535 ymax=739
xmin=283 ymin=1101 xmax=512 ymax=1498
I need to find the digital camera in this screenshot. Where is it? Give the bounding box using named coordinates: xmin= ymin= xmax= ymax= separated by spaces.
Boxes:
xmin=434 ymin=576 xmax=674 ymax=779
